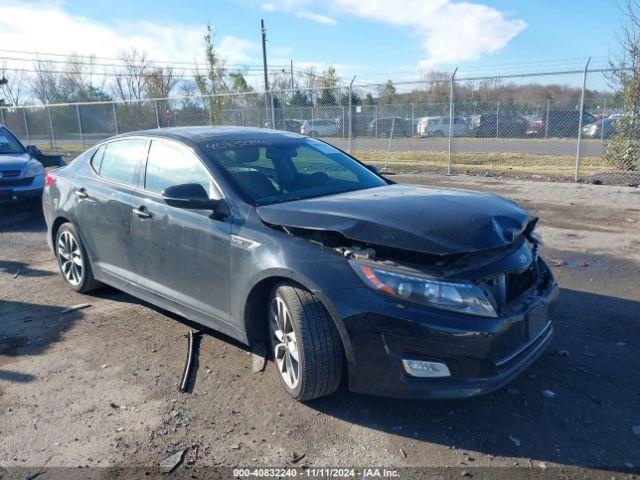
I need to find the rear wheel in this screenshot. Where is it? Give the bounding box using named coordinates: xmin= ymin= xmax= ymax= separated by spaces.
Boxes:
xmin=55 ymin=223 xmax=102 ymax=293
xmin=268 ymin=283 xmax=344 ymax=401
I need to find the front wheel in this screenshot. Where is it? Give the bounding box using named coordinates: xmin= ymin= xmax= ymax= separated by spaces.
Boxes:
xmin=268 ymin=283 xmax=344 ymax=401
xmin=55 ymin=223 xmax=102 ymax=293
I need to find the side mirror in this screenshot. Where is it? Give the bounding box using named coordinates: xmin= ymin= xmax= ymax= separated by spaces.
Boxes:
xmin=26 ymin=145 xmax=42 ymax=156
xmin=365 ymin=164 xmax=381 ymax=175
xmin=162 ymin=183 xmax=220 ymax=210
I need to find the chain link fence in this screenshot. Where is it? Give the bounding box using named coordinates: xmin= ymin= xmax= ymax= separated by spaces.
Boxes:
xmin=1 ymin=66 xmax=638 ymax=186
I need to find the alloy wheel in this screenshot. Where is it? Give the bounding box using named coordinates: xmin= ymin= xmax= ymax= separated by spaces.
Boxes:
xmin=57 ymin=230 xmax=84 ymax=286
xmin=270 ymin=296 xmax=299 ymax=389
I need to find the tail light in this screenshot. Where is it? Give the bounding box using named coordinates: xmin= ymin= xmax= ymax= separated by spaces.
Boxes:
xmin=45 ymin=172 xmax=56 ymax=187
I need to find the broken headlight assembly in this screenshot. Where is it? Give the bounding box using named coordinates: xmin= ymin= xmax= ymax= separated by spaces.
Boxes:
xmin=350 ymin=260 xmax=497 ymax=317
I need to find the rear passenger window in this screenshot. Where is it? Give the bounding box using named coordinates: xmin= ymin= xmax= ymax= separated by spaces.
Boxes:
xmin=144 ymin=140 xmax=215 ymax=196
xmin=99 ymin=139 xmax=147 ymax=185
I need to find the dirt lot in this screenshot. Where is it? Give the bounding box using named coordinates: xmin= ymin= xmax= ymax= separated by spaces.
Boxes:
xmin=1 ymin=174 xmax=639 ymax=478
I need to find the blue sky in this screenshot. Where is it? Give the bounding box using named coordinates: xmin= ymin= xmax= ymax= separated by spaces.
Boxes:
xmin=0 ymin=0 xmax=625 ymax=84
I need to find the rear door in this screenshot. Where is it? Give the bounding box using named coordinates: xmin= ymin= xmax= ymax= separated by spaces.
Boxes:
xmin=129 ymin=138 xmax=231 ymax=324
xmin=74 ymin=138 xmax=148 ymax=283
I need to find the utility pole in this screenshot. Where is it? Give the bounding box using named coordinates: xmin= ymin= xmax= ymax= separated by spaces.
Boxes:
xmin=261 ymin=19 xmax=274 ymax=128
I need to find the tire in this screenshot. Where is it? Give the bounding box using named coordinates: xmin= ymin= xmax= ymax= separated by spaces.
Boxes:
xmin=55 ymin=223 xmax=102 ymax=293
xmin=268 ymin=283 xmax=344 ymax=401
xmin=308 ymin=131 xmax=319 ymax=138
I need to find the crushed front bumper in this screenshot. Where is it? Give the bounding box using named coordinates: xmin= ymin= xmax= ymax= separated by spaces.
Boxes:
xmin=328 ymin=259 xmax=559 ymax=399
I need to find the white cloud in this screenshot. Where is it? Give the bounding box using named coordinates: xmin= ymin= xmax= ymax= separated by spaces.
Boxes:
xmin=255 ymin=0 xmax=525 ymax=67
xmin=333 ymin=0 xmax=526 ymax=67
xmin=0 ymin=1 xmax=258 ymax=67
xmin=261 ymin=2 xmax=275 ymax=12
xmin=295 ymin=11 xmax=337 ymax=26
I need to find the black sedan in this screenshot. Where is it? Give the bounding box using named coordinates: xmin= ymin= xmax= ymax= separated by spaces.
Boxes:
xmin=43 ymin=127 xmax=558 ymax=401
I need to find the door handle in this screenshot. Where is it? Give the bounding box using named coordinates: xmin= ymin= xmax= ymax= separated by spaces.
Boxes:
xmin=132 ymin=207 xmax=152 ymax=219
xmin=74 ymin=188 xmax=88 ymax=199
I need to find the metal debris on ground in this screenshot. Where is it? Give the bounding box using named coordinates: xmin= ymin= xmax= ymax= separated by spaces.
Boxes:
xmin=179 ymin=330 xmax=202 ymax=393
xmin=159 ymin=448 xmax=186 ymax=474
xmin=291 ymin=452 xmax=305 ymax=464
xmin=61 ymin=303 xmax=92 ymax=314
xmin=251 ymin=342 xmax=267 ymax=373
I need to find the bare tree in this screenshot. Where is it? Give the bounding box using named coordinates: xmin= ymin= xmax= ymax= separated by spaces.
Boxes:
xmin=0 ymin=62 xmax=27 ymax=106
xmin=145 ymin=66 xmax=178 ymax=99
xmin=113 ymin=50 xmax=150 ymax=101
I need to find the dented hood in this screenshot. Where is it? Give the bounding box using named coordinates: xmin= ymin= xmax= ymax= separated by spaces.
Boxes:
xmin=256 ymin=184 xmax=535 ymax=256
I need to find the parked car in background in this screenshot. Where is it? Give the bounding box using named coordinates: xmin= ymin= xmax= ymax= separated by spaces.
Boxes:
xmin=417 ymin=116 xmax=469 ymax=137
xmin=0 ymin=124 xmax=48 ymax=204
xmin=582 ymin=117 xmax=617 ymax=139
xmin=526 ymin=110 xmax=596 ymax=138
xmin=469 ymin=113 xmax=529 ymax=138
xmin=300 ymin=119 xmax=340 ymax=137
xmin=42 ymin=126 xmax=558 ymax=401
xmin=367 ymin=117 xmax=412 ymax=137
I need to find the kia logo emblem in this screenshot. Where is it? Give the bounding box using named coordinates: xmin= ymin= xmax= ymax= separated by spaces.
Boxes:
xmin=519 ymin=254 xmax=528 ymax=264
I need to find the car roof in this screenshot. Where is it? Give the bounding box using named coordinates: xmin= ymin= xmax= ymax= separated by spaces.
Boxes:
xmin=115 ymin=126 xmax=306 ymax=144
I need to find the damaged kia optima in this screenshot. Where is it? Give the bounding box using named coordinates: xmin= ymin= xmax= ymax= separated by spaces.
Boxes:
xmin=43 ymin=127 xmax=558 ymax=401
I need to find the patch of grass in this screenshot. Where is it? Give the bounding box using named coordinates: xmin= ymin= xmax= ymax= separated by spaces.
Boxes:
xmin=355 ymin=151 xmax=610 ymax=179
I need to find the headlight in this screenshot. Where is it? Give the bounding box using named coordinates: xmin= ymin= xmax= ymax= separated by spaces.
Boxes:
xmin=24 ymin=161 xmax=45 ymax=177
xmin=350 ymin=261 xmax=497 ymax=317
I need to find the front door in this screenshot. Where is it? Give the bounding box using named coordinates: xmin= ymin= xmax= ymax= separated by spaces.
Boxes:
xmin=74 ymin=138 xmax=148 ymax=284
xmin=130 ymin=139 xmax=231 ymax=324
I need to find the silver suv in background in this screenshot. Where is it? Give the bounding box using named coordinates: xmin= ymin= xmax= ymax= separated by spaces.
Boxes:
xmin=417 ymin=116 xmax=469 ymax=137
xmin=300 ymin=119 xmax=340 ymax=137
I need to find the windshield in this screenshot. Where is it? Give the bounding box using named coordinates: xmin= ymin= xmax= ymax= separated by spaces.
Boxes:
xmin=0 ymin=128 xmax=25 ymax=155
xmin=201 ymin=137 xmax=386 ymax=205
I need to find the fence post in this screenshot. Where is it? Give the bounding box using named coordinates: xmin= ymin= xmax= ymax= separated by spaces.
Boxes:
xmin=76 ymin=104 xmax=85 ymax=146
xmin=374 ymin=105 xmax=378 ymax=139
xmin=545 ymin=100 xmax=550 ymax=138
xmin=112 ymin=103 xmax=119 ymax=134
xmin=575 ymin=57 xmax=591 ymax=182
xmin=448 ymin=67 xmax=458 ymax=175
xmin=0 ymin=107 xmax=4 ymax=125
xmin=23 ymin=109 xmax=31 ymax=145
xmin=601 ymin=98 xmax=606 ymax=141
xmin=348 ymin=76 xmax=356 ymax=153
xmin=154 ymin=99 xmax=160 ymax=128
xmin=411 ymin=103 xmax=415 ymax=137
xmin=496 ymin=101 xmax=500 ymax=138
xmin=46 ymin=105 xmax=56 ymax=149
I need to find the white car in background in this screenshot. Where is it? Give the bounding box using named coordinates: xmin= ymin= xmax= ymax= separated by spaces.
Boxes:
xmin=417 ymin=116 xmax=469 ymax=137
xmin=300 ymin=119 xmax=341 ymax=137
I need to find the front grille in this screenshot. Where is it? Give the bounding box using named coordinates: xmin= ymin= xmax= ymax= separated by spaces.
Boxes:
xmin=0 ymin=170 xmax=21 ymax=178
xmin=0 ymin=177 xmax=33 ymax=187
xmin=480 ymin=262 xmax=539 ymax=309
xmin=506 ymin=266 xmax=537 ymax=302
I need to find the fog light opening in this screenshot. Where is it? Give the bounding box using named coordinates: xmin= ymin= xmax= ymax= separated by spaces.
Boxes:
xmin=402 ymin=359 xmax=451 ymax=378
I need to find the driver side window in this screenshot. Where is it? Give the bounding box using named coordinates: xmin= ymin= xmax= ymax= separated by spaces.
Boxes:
xmin=144 ymin=140 xmax=218 ymax=198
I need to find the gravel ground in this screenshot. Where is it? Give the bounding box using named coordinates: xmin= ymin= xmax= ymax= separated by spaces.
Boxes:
xmin=0 ymin=174 xmax=639 ymax=479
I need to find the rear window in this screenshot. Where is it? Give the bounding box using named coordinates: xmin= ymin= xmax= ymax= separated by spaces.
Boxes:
xmin=98 ymin=139 xmax=148 ymax=185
